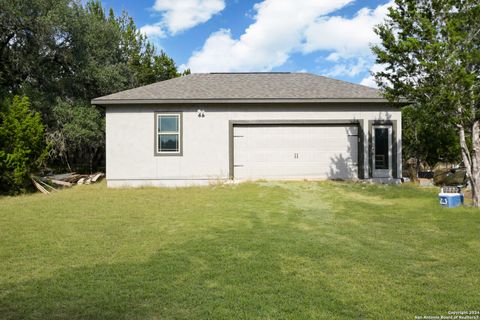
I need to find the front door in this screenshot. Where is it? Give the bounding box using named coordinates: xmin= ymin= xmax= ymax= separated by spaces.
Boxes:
xmin=372 ymin=125 xmax=392 ymax=178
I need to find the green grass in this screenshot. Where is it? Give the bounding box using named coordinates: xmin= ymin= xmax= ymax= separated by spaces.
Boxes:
xmin=0 ymin=181 xmax=479 ymax=319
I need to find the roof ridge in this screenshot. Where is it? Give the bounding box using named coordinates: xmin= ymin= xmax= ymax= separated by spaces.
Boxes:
xmin=92 ymin=72 xmax=390 ymax=104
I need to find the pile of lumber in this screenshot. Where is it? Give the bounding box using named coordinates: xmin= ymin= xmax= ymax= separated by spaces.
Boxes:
xmin=31 ymin=172 xmax=104 ymax=194
xmin=46 ymin=172 xmax=104 ymax=186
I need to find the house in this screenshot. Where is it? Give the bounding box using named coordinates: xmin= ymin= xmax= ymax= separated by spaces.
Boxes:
xmin=91 ymin=72 xmax=402 ymax=187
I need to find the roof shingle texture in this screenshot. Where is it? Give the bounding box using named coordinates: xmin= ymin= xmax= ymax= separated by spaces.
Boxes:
xmin=92 ymin=72 xmax=383 ymax=102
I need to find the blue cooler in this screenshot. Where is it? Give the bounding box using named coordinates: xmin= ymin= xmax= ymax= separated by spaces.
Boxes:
xmin=438 ymin=193 xmax=464 ymax=208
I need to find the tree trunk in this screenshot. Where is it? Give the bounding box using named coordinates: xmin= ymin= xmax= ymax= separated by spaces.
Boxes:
xmin=64 ymin=152 xmax=73 ymax=173
xmin=470 ymin=121 xmax=480 ymax=206
xmin=415 ymin=126 xmax=420 ymax=180
xmin=458 ymin=122 xmax=480 ymax=207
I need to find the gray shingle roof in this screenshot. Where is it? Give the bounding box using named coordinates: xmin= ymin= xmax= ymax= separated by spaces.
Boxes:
xmin=92 ymin=72 xmax=387 ymax=104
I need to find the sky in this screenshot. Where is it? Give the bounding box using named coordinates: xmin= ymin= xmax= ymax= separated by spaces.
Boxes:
xmin=101 ymin=0 xmax=394 ymax=87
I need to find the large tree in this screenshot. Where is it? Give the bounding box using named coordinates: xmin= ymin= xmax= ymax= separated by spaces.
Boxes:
xmin=0 ymin=0 xmax=185 ymax=105
xmin=372 ymin=0 xmax=480 ymax=205
xmin=0 ymin=0 xmax=186 ymax=176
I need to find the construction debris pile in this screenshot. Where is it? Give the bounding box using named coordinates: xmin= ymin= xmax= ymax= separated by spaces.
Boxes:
xmin=31 ymin=173 xmax=104 ymax=194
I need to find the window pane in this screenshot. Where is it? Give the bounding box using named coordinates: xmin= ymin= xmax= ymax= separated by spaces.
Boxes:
xmin=159 ymin=115 xmax=178 ymax=132
xmin=374 ymin=128 xmax=389 ymax=169
xmin=159 ymin=134 xmax=179 ymax=152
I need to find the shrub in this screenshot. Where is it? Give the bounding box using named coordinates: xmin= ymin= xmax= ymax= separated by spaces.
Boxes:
xmin=0 ymin=96 xmax=48 ymax=194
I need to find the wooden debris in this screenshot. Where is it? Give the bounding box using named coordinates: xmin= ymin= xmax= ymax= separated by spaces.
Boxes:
xmin=37 ymin=178 xmax=58 ymax=193
xmin=31 ymin=176 xmax=58 ymax=194
xmin=33 ymin=172 xmax=105 ymax=192
xmin=49 ymin=173 xmax=75 ymax=181
xmin=91 ymin=173 xmax=104 ymax=182
xmin=32 ymin=177 xmax=50 ymax=194
xmin=49 ymin=179 xmax=73 ymax=187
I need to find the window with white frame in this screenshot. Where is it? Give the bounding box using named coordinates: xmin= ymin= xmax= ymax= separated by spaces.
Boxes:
xmin=156 ymin=113 xmax=181 ymax=155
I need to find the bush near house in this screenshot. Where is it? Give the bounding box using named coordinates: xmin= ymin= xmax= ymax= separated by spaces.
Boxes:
xmin=0 ymin=96 xmax=48 ymax=194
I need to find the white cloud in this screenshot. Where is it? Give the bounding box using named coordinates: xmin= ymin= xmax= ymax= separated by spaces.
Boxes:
xmin=325 ymin=52 xmax=341 ymax=62
xmin=360 ymin=63 xmax=387 ymax=88
xmin=185 ymin=0 xmax=394 ymax=82
xmin=306 ymin=1 xmax=393 ymax=82
xmin=302 ymin=2 xmax=392 ymax=58
xmin=140 ymin=24 xmax=166 ymax=39
xmin=324 ymin=57 xmax=370 ymax=78
xmin=360 ymin=75 xmax=377 ymax=88
xmin=186 ymin=0 xmax=353 ymax=72
xmin=147 ymin=0 xmax=225 ymax=35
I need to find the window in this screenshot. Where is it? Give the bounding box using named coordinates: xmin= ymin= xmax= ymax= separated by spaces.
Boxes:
xmin=156 ymin=113 xmax=182 ymax=155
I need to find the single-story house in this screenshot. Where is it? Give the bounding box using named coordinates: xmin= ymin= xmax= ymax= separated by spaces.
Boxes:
xmin=92 ymin=72 xmax=402 ymax=187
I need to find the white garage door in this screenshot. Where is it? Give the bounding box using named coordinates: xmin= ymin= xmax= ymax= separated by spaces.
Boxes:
xmin=233 ymin=124 xmax=358 ymax=180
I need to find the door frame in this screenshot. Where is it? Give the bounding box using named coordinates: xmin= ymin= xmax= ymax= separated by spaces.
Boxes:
xmin=228 ymin=119 xmax=364 ymax=180
xmin=372 ymin=125 xmax=393 ymax=178
xmin=368 ymin=120 xmax=398 ymax=179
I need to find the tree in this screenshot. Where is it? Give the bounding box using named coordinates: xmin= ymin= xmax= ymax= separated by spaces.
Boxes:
xmin=372 ymin=0 xmax=480 ymax=205
xmin=0 ymin=0 xmax=184 ymax=183
xmin=47 ymin=100 xmax=105 ymax=173
xmin=0 ymin=0 xmax=72 ymax=108
xmin=0 ymin=0 xmax=184 ymax=105
xmin=0 ymin=96 xmax=48 ymax=194
xmin=402 ymin=105 xmax=460 ymax=168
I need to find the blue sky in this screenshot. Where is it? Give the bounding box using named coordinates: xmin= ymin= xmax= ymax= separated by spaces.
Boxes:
xmin=102 ymin=0 xmax=393 ymax=87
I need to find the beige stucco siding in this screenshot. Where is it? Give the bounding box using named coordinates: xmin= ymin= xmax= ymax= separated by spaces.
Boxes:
xmin=106 ymin=104 xmax=401 ymax=187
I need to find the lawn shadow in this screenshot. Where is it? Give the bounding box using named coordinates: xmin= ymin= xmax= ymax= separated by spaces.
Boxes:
xmin=0 ymin=236 xmax=365 ymax=320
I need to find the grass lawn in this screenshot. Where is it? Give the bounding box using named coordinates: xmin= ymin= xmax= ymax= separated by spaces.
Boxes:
xmin=0 ymin=181 xmax=479 ymax=319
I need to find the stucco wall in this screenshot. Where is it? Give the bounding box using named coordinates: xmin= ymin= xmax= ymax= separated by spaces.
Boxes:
xmin=105 ymin=104 xmax=401 ymax=187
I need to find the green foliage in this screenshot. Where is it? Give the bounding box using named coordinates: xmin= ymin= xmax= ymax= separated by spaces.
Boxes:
xmin=0 ymin=0 xmax=183 ymax=105
xmin=48 ymin=100 xmax=105 ymax=172
xmin=0 ymin=0 xmax=72 ymax=105
xmin=0 ymin=0 xmax=184 ymax=192
xmin=372 ymin=0 xmax=480 ymax=165
xmin=402 ymin=105 xmax=460 ymax=165
xmin=0 ymin=96 xmax=48 ymax=194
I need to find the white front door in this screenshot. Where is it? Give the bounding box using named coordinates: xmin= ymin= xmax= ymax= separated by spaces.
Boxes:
xmin=372 ymin=125 xmax=392 ymax=178
xmin=233 ymin=125 xmax=359 ymax=180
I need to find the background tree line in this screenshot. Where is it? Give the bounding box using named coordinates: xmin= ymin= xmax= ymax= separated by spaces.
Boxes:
xmin=373 ymin=0 xmax=479 ymax=205
xmin=0 ymin=0 xmax=188 ymax=194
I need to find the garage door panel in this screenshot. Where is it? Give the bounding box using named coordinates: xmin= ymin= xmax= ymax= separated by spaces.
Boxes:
xmin=234 ymin=163 xmax=357 ymax=179
xmin=233 ymin=125 xmax=358 ymax=180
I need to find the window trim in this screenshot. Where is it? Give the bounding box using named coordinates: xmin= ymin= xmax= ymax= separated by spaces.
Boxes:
xmin=154 ymin=111 xmax=183 ymax=156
